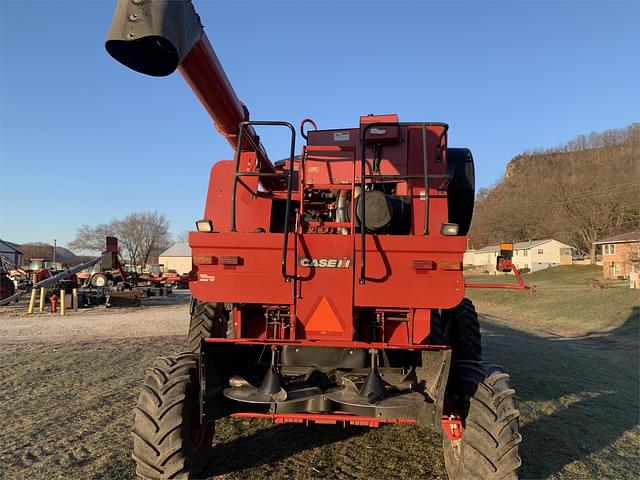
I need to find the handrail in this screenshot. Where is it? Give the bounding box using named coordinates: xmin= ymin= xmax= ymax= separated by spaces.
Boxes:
xmin=229 ymin=121 xmax=296 ymax=282
xmin=358 ymin=122 xmax=449 ymax=284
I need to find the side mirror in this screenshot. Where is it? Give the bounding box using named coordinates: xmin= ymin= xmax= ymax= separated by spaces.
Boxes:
xmin=497 ymin=242 xmax=513 ymax=272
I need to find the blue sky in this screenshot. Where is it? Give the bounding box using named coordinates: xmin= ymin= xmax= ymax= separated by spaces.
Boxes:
xmin=1 ymin=0 xmax=638 ymax=247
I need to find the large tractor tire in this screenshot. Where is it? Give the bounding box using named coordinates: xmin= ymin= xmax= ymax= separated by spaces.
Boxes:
xmin=447 ymin=298 xmax=482 ymax=362
xmin=187 ymin=300 xmax=232 ymax=353
xmin=430 ymin=298 xmax=482 ymax=362
xmin=132 ymin=353 xmax=214 ymax=480
xmin=442 ymin=361 xmax=522 ymax=480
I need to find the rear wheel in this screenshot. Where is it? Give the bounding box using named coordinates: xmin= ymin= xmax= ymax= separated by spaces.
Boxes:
xmin=132 ymin=353 xmax=214 ymax=480
xmin=187 ymin=300 xmax=232 ymax=353
xmin=430 ymin=298 xmax=482 ymax=362
xmin=442 ymin=361 xmax=522 ymax=480
xmin=446 ymin=298 xmax=482 ymax=362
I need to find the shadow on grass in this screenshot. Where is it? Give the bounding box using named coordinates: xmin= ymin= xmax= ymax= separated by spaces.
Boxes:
xmin=203 ymin=423 xmax=367 ymax=477
xmin=481 ymin=305 xmax=639 ymax=479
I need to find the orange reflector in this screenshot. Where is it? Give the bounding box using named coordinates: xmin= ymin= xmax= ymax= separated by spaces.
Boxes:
xmin=305 ymin=296 xmax=343 ymax=334
xmin=439 ymin=261 xmax=462 ymax=271
xmin=500 ymin=243 xmax=513 ymax=251
xmin=193 ymin=255 xmax=216 ymax=265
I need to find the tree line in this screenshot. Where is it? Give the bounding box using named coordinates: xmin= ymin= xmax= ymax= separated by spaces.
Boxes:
xmin=69 ymin=212 xmax=171 ymax=270
xmin=469 ymin=124 xmax=640 ymax=261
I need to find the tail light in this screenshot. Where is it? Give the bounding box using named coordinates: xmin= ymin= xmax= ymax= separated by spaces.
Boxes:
xmin=193 ymin=255 xmax=216 ymax=265
xmin=220 ymin=256 xmax=243 ymax=266
xmin=439 ymin=261 xmax=462 ymax=271
xmin=412 ymin=260 xmax=435 ymax=271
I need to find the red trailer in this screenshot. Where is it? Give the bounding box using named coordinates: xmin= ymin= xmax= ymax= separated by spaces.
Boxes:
xmin=106 ymin=2 xmax=522 ymax=479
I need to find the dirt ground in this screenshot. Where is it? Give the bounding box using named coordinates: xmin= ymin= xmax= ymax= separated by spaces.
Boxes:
xmin=0 ymin=293 xmax=191 ymax=343
xmin=0 ymin=291 xmax=638 ymax=479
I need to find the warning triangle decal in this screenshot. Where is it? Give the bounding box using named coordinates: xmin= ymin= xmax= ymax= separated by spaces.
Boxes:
xmin=305 ymin=296 xmax=343 ymax=334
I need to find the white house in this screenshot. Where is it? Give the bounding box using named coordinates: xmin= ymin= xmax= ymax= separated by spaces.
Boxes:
xmin=465 ymin=239 xmax=574 ymax=273
xmin=158 ymin=243 xmax=192 ymax=274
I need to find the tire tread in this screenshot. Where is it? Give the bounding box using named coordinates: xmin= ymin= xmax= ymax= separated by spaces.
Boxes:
xmin=132 ymin=354 xmax=214 ymax=479
xmin=443 ymin=361 xmax=522 ymax=480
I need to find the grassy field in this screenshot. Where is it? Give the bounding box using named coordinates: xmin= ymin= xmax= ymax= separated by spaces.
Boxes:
xmin=466 ymin=265 xmax=639 ymax=336
xmin=0 ymin=266 xmax=638 ymax=479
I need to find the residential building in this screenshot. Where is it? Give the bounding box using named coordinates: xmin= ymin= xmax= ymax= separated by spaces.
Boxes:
xmin=593 ymin=231 xmax=640 ymax=283
xmin=158 ymin=243 xmax=192 ymax=274
xmin=465 ymin=239 xmax=574 ymax=273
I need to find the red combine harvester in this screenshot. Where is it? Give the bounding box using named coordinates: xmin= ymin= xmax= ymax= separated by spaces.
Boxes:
xmin=106 ymin=2 xmax=523 ymax=479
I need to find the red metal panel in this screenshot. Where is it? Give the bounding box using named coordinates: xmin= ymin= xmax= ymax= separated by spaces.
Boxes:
xmin=305 ymin=127 xmax=408 ymax=184
xmin=203 ymin=155 xmax=272 ymax=233
xmin=355 ymin=235 xmax=465 ymax=309
xmin=412 ymin=308 xmax=431 ymax=344
xmin=295 ymin=234 xmax=354 ymax=341
xmin=360 ymin=113 xmax=400 ymax=143
xmin=203 ymin=337 xmax=442 ymax=350
xmin=406 ymin=125 xmax=449 ymax=234
xmin=190 ymin=232 xmax=293 ymax=304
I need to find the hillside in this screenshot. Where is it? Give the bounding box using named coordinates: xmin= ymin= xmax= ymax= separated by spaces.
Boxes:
xmin=18 ymin=243 xmax=94 ymax=267
xmin=469 ymin=124 xmax=640 ymax=255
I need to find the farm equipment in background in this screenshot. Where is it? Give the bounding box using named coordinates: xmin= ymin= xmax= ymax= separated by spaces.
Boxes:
xmin=137 ymin=271 xmax=189 ymax=290
xmin=0 ymin=236 xmax=171 ymax=309
xmin=106 ymin=1 xmax=523 ymax=479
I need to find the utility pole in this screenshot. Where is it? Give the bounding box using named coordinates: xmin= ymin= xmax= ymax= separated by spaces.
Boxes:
xmin=53 ymin=239 xmax=57 ymax=264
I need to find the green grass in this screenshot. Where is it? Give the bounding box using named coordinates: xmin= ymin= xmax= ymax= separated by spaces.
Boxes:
xmin=481 ymin=317 xmax=639 ymax=479
xmin=468 ymin=264 xmax=640 ymax=479
xmin=465 ymin=265 xmax=639 ymax=336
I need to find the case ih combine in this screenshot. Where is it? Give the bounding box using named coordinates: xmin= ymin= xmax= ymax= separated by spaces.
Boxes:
xmin=106 ymin=1 xmax=523 ymax=478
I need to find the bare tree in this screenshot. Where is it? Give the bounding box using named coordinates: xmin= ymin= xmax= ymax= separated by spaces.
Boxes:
xmin=70 ymin=211 xmax=171 ymax=270
xmin=175 ymin=230 xmax=190 ymax=243
xmin=69 ymin=223 xmax=115 ymax=252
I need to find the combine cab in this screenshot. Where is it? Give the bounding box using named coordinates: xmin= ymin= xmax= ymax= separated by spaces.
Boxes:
xmin=106 ymin=1 xmax=522 ymax=479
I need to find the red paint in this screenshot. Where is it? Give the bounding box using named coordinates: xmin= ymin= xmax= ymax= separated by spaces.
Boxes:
xmin=179 ymin=37 xmax=273 ymax=181
xmin=231 ymin=412 xmax=417 ymax=428
xmin=465 ymin=263 xmax=532 ymax=291
xmin=202 ymin=337 xmax=443 ymax=350
xmin=441 ymin=416 xmax=463 ymax=441
xmin=50 ymin=294 xmax=58 ymax=313
xmin=190 ymin=117 xmax=469 ymax=347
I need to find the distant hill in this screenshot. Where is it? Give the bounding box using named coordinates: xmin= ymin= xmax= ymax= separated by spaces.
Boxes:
xmin=469 ymin=124 xmax=640 ymax=257
xmin=18 ymin=243 xmax=94 ymax=267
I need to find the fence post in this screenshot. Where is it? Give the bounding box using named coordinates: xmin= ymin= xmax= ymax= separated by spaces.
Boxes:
xmin=60 ymin=289 xmax=65 ymax=316
xmin=28 ymin=288 xmax=37 ymax=314
xmin=72 ymin=288 xmax=78 ymax=311
xmin=39 ymin=287 xmax=46 ymax=312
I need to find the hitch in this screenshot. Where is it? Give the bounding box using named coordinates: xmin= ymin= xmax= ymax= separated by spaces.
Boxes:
xmin=465 ymin=243 xmax=535 ymax=292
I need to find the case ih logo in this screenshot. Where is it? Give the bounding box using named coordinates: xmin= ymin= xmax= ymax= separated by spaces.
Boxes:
xmin=299 ymin=257 xmax=351 ymax=268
